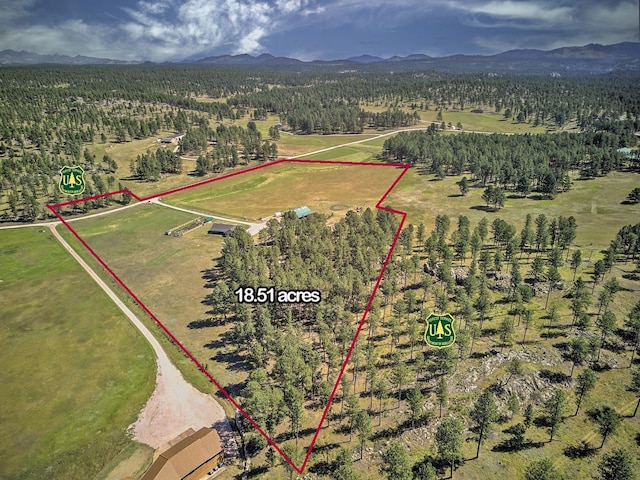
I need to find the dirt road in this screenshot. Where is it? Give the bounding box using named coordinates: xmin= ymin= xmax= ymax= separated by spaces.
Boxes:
xmin=48 ymin=225 xmax=236 ymax=452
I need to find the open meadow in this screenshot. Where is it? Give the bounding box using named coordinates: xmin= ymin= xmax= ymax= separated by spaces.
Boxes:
xmin=56 ymin=153 xmax=640 ymax=479
xmin=0 ymin=228 xmax=156 ymax=480
xmin=56 ymin=161 xmax=404 ymax=467
xmin=163 ymin=160 xmax=403 ymax=221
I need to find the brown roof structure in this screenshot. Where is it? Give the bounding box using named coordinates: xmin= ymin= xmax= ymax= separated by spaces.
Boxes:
xmin=140 ymin=427 xmax=223 ymax=480
xmin=208 ymin=223 xmax=238 ymax=236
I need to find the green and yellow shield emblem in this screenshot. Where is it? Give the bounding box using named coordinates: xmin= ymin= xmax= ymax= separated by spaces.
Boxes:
xmin=424 ymin=313 xmax=456 ymax=348
xmin=59 ymin=165 xmax=85 ymax=195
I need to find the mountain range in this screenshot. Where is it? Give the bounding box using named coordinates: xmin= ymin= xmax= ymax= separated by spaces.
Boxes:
xmin=1 ymin=43 xmax=638 ymax=74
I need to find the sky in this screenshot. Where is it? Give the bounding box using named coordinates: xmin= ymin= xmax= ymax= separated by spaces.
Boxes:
xmin=0 ymin=0 xmax=638 ymax=61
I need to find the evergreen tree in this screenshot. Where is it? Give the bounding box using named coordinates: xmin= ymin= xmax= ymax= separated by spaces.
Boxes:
xmin=381 ymin=441 xmax=412 ymax=480
xmin=544 ymin=388 xmax=568 ymax=442
xmin=574 ymin=368 xmax=596 ymax=416
xmin=435 ymin=417 xmax=464 ymax=478
xmin=354 ymin=410 xmax=373 ymax=460
xmin=333 ymin=447 xmax=357 ymax=480
xmin=591 ymin=405 xmax=620 ymax=448
xmin=524 ymin=458 xmax=562 ymax=480
xmin=598 ymin=449 xmax=635 ymax=480
xmin=470 ymin=390 xmax=499 ymax=458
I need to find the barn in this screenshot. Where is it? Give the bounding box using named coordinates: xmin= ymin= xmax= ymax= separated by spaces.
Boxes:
xmin=140 ymin=427 xmax=224 ymax=480
xmin=208 ymin=223 xmax=238 ymax=236
xmin=291 ymin=206 xmax=313 ymax=219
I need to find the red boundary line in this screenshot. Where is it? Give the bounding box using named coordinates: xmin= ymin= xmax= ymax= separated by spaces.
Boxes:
xmin=47 ymin=159 xmax=409 ymax=474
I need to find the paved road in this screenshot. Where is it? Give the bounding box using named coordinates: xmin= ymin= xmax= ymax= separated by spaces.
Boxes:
xmin=48 ymin=224 xmax=236 ymax=452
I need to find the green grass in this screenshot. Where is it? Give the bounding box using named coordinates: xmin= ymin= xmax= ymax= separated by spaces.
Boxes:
xmin=60 ymin=164 xmax=402 ymax=393
xmin=58 ymin=204 xmax=222 ymax=392
xmin=419 ymin=109 xmax=549 ymax=134
xmin=164 ymin=161 xmax=402 ymax=220
xmin=0 ymin=228 xmax=156 ymax=480
xmin=55 ymin=163 xmax=406 ymax=475
xmin=387 ymin=170 xmax=640 ymax=250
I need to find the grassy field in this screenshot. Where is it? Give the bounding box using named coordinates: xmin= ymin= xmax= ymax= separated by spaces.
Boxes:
xmin=360 ymin=102 xmax=551 ymax=134
xmin=16 ymin=119 xmax=639 ymax=480
xmin=58 ymin=156 xmax=640 ymax=479
xmin=388 ymin=169 xmax=640 ymax=248
xmin=0 ymin=228 xmax=156 ymax=480
xmin=62 ymin=163 xmax=403 ymax=392
xmin=54 ymin=163 xmax=404 ymax=475
xmin=163 ymin=161 xmax=403 ymax=221
xmin=417 ymin=109 xmax=549 ymax=134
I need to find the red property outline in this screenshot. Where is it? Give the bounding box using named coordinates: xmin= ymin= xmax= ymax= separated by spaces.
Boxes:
xmin=47 ymin=158 xmax=409 ymax=474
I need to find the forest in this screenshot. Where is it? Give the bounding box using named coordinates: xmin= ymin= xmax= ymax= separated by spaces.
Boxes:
xmin=1 ymin=66 xmax=639 ymax=222
xmin=382 ymin=130 xmax=638 ymax=197
xmin=199 ymin=202 xmax=640 ymax=479
xmin=1 ymin=63 xmax=639 ymax=479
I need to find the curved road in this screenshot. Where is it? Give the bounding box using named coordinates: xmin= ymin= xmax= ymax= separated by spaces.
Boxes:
xmin=48 ymin=224 xmax=236 ymax=452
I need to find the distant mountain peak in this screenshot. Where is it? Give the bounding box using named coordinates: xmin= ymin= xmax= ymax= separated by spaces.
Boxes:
xmin=0 ymin=49 xmax=139 ymax=65
xmin=345 ymin=55 xmax=384 ymax=64
xmin=1 ymin=43 xmax=638 ymax=75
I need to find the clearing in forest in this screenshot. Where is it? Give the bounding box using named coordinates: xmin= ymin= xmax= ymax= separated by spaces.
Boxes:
xmin=48 ymin=159 xmax=409 ymax=474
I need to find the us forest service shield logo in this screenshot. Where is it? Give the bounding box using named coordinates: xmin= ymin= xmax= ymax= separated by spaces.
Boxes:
xmin=59 ymin=165 xmax=85 ymax=195
xmin=424 ymin=313 xmax=456 ymax=348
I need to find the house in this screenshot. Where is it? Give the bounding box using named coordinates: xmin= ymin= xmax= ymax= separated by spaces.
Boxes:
xmin=208 ymin=223 xmax=238 ymax=236
xmin=140 ymin=427 xmax=224 ymax=480
xmin=158 ymin=133 xmax=186 ymax=144
xmin=291 ymin=206 xmax=313 ymax=219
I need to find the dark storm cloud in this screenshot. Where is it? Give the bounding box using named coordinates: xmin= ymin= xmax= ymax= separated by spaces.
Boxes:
xmin=0 ymin=0 xmax=636 ymax=61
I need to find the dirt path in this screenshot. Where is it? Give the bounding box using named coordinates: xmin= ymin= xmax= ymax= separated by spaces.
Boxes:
xmin=48 ymin=224 xmax=237 ymax=453
xmin=151 ymin=197 xmax=266 ymax=236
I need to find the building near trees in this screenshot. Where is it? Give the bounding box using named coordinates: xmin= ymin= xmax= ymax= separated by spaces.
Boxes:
xmin=208 ymin=223 xmax=239 ymax=236
xmin=158 ymin=133 xmax=186 ymax=144
xmin=140 ymin=427 xmax=224 ymax=480
xmin=291 ymin=206 xmax=313 ymax=219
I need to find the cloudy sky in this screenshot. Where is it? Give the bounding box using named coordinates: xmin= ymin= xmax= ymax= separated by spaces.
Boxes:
xmin=1 ymin=0 xmax=638 ymax=61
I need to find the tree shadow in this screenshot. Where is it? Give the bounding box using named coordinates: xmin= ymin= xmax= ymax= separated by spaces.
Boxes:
xmin=309 ymin=460 xmax=332 ymax=476
xmin=243 ymin=466 xmax=268 ymax=478
xmin=372 ymin=424 xmax=401 ymax=441
xmin=564 ymin=441 xmax=597 ymax=459
xmin=203 ymin=331 xmax=232 ymax=349
xmin=469 ymin=205 xmax=496 ymax=212
xmin=591 ymin=362 xmax=612 ymax=373
xmin=553 ymin=341 xmax=570 ymax=353
xmin=539 ymin=369 xmax=571 ymax=384
xmin=188 ymin=317 xmax=226 ymax=329
xmin=540 ymin=329 xmax=566 ymax=339
xmin=533 ymin=415 xmax=551 ymax=428
xmin=493 ymin=438 xmax=544 ymax=452
xmin=470 ymin=351 xmax=492 ymax=359
xmin=273 ymin=426 xmax=316 ymax=444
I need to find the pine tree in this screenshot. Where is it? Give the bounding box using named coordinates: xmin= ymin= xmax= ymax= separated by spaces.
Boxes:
xmin=435 ymin=417 xmax=464 ymax=478
xmin=470 ymin=390 xmax=498 ymax=458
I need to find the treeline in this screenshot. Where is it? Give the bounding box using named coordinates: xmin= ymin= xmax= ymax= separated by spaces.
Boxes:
xmin=214 ymin=207 xmax=640 ymax=479
xmin=186 ymin=122 xmax=278 ymax=174
xmin=382 ymin=130 xmax=634 ymax=196
xmin=225 ymin=71 xmax=640 ymax=130
xmin=204 ymin=209 xmax=398 ymax=440
xmin=129 ymin=148 xmax=181 ymax=181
